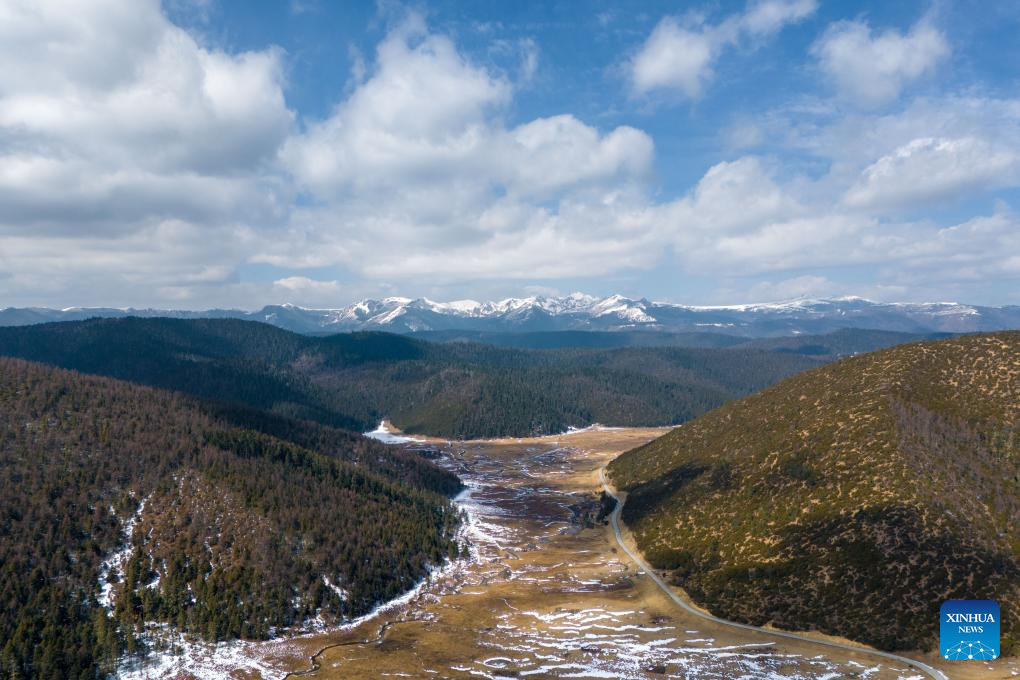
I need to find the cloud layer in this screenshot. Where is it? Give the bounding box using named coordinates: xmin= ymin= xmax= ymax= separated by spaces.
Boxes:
xmin=0 ymin=0 xmax=290 ymax=303
xmin=272 ymin=16 xmax=659 ymax=281
xmin=0 ymin=0 xmax=1017 ymax=308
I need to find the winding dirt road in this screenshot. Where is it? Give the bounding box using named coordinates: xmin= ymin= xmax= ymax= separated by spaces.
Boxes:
xmin=599 ymin=467 xmax=951 ymax=680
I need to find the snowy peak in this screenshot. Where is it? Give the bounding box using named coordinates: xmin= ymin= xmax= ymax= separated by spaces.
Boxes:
xmin=1 ymin=295 xmax=1017 ymax=337
xmin=306 ymin=294 xmax=1017 ymax=335
xmin=587 ymin=295 xmax=655 ymax=323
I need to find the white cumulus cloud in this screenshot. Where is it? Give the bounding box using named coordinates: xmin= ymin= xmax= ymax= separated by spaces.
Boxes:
xmin=0 ymin=0 xmax=291 ymax=306
xmin=844 ymin=136 xmax=1018 ymax=211
xmin=630 ymin=18 xmax=716 ymax=98
xmin=630 ymin=0 xmax=816 ymax=98
xmin=273 ymin=15 xmax=660 ymax=281
xmin=0 ymin=1 xmax=1016 ymax=308
xmin=811 ymin=19 xmax=949 ymax=108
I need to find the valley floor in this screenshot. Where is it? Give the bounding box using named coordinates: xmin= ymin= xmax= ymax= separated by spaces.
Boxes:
xmin=124 ymin=427 xmax=1015 ymax=679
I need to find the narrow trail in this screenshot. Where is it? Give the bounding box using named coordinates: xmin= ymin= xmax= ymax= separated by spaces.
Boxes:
xmin=598 ymin=467 xmax=952 ymax=680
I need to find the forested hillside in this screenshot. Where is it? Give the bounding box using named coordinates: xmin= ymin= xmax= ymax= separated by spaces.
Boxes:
xmin=412 ymin=327 xmax=946 ymax=357
xmin=0 ymin=318 xmax=823 ymax=438
xmin=608 ymin=332 xmax=1020 ymax=653
xmin=0 ymin=317 xmax=368 ymax=430
xmin=738 ymin=327 xmax=952 ymax=359
xmin=0 ymin=358 xmax=460 ymax=679
xmin=409 ymin=329 xmax=747 ymax=349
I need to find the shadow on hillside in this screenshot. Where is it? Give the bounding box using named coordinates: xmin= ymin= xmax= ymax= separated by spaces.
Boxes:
xmin=621 ymin=463 xmax=709 ymax=526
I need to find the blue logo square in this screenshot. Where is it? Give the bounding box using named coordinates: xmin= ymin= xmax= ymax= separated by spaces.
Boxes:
xmin=940 ymin=600 xmax=1000 ymax=660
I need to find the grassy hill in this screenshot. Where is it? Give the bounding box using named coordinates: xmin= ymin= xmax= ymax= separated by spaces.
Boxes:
xmin=0 ymin=318 xmax=823 ymax=438
xmin=0 ymin=357 xmax=460 ymax=679
xmin=608 ymin=332 xmax=1020 ymax=653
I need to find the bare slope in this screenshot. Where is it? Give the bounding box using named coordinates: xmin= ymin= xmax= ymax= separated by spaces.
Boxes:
xmin=608 ymin=332 xmax=1020 ymax=653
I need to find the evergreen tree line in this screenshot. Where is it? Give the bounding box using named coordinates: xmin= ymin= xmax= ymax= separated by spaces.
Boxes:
xmin=0 ymin=358 xmax=460 ymax=679
xmin=0 ymin=318 xmax=822 ymax=439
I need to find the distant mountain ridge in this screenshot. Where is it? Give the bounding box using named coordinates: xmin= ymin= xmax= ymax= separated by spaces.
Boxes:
xmin=4 ymin=294 xmax=1019 ymax=336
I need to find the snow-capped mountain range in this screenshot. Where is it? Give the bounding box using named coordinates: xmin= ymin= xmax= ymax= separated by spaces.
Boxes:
xmin=2 ymin=294 xmax=1019 ymax=337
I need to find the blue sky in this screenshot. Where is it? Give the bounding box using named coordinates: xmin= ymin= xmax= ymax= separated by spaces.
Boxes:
xmin=1 ymin=0 xmax=1019 ymax=308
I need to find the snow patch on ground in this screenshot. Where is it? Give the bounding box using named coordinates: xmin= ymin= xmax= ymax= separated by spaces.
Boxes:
xmin=558 ymin=423 xmax=623 ymax=436
xmin=97 ymin=496 xmax=148 ymax=611
xmin=322 ymin=575 xmax=348 ymax=602
xmin=116 ymin=555 xmax=464 ymax=679
xmin=364 ymin=420 xmax=425 ymax=444
xmin=117 ymin=628 xmax=281 ymax=680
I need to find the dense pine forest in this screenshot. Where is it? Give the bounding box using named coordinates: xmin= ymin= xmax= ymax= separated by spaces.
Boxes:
xmin=0 ymin=358 xmax=461 ymax=679
xmin=411 ymin=327 xmax=947 ymax=355
xmin=0 ymin=317 xmax=837 ymax=439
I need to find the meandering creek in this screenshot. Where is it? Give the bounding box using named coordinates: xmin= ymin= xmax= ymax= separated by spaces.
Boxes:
xmin=133 ymin=427 xmax=1004 ymax=679
xmin=266 ymin=427 xmax=964 ymax=679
